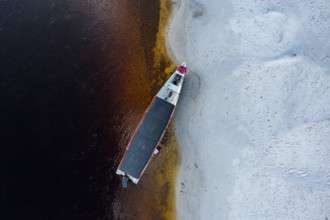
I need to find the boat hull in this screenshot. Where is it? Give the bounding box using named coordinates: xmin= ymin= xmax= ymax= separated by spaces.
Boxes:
xmin=116 ymin=63 xmax=186 ymax=186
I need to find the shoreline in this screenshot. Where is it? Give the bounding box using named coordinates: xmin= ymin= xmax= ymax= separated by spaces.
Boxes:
xmin=167 ymin=0 xmax=330 ymax=219
xmin=165 ymin=0 xmax=188 ymax=63
xmin=166 ymin=1 xmax=202 ymax=220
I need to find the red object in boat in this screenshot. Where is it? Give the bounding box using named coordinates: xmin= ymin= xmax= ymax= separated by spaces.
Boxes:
xmin=177 ymin=65 xmax=187 ymax=74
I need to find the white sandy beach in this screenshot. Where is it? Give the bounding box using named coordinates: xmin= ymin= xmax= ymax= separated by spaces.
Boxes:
xmin=167 ymin=0 xmax=330 ymax=219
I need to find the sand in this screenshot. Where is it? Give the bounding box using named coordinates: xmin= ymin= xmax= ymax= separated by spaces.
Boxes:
xmin=167 ymin=0 xmax=330 ymax=219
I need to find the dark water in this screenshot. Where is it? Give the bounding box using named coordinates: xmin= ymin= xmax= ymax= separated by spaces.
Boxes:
xmin=0 ymin=0 xmax=163 ymax=219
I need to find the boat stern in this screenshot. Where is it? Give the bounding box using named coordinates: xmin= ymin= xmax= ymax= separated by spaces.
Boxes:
xmin=116 ymin=169 xmax=139 ymax=185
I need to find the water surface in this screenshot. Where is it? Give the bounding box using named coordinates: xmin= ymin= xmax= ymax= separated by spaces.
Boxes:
xmin=1 ymin=0 xmax=178 ymax=219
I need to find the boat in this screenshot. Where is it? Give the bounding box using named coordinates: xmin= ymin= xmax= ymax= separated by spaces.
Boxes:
xmin=116 ymin=62 xmax=187 ymax=187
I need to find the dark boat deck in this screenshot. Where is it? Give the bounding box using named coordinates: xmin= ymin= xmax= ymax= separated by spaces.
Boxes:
xmin=118 ymin=97 xmax=175 ymax=179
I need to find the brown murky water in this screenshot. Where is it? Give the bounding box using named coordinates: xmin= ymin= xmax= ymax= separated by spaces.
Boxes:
xmin=0 ymin=0 xmax=178 ymax=218
xmin=113 ymin=0 xmax=179 ymax=220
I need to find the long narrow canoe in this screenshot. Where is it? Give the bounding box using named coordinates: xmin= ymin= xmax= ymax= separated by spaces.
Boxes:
xmin=116 ymin=63 xmax=187 ymax=187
